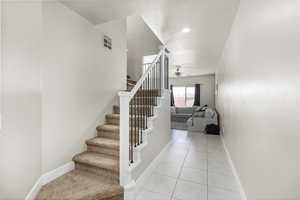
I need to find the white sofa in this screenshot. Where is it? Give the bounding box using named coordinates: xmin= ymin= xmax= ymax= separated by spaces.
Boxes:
xmin=171 ymin=106 xmax=197 ymax=122
xmin=187 ymin=108 xmax=218 ymax=132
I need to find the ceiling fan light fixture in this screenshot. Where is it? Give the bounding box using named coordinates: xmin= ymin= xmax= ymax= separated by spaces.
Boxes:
xmin=182 ymin=28 xmax=190 ymax=33
xmin=175 ymin=65 xmax=182 ymax=76
xmin=175 ymin=71 xmax=181 ymax=76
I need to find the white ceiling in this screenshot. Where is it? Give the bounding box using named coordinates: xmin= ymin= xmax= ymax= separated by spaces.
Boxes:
xmin=61 ymin=0 xmax=240 ymax=77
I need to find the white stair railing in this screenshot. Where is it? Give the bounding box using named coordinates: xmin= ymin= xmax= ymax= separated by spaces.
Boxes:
xmin=118 ymin=46 xmax=169 ymax=186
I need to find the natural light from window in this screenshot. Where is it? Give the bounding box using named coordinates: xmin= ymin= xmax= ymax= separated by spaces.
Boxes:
xmin=173 ymin=86 xmax=195 ymax=107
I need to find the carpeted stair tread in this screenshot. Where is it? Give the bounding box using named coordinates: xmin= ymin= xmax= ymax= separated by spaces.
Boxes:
xmin=36 ymin=170 xmax=123 ymax=200
xmin=113 ymin=105 xmax=152 ymax=114
xmin=105 ymin=114 xmax=120 ymax=125
xmin=73 ymin=152 xmax=119 ymax=172
xmin=106 ymin=114 xmax=120 ymax=119
xmin=86 ymin=137 xmax=119 ymax=150
xmin=127 ymin=79 xmax=136 ymax=85
xmin=96 ymin=124 xmax=119 ymax=132
xmin=127 ymin=82 xmax=135 ymax=89
xmin=113 ymin=105 xmax=153 ymax=109
xmin=106 ymin=113 xmax=147 ymax=119
xmin=133 ymin=96 xmax=159 ymax=98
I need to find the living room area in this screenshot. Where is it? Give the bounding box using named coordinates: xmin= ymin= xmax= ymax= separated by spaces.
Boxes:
xmin=170 ymin=74 xmax=217 ymax=133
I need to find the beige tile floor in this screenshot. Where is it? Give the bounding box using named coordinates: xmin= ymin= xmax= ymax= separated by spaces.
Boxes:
xmin=136 ymin=129 xmax=241 ymax=200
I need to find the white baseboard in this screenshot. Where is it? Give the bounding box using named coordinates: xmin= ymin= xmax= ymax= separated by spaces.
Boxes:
xmin=124 ymin=180 xmax=137 ymax=200
xmin=220 ymin=134 xmax=247 ymax=200
xmin=25 ymin=176 xmax=44 ymax=200
xmin=124 ymin=141 xmax=171 ymax=200
xmin=25 ymin=161 xmax=75 ymax=200
xmin=135 ymin=141 xmax=171 ymax=192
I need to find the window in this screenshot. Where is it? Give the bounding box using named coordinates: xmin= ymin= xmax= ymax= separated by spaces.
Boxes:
xmin=173 ymin=86 xmax=195 ymax=107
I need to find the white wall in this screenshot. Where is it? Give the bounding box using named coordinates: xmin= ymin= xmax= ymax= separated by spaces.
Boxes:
xmin=0 ymin=1 xmax=42 ymax=198
xmin=0 ymin=0 xmax=2 ymax=127
xmin=132 ymin=90 xmax=171 ymax=179
xmin=127 ymin=15 xmax=162 ymax=81
xmin=216 ymin=0 xmax=300 ymax=199
xmin=42 ymin=2 xmax=126 ymax=173
xmin=170 ymin=74 xmax=215 ymax=108
xmin=0 ymin=1 xmax=127 ymax=198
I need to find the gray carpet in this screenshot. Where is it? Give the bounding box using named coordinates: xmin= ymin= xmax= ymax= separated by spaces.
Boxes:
xmin=171 ymin=121 xmax=188 ymax=130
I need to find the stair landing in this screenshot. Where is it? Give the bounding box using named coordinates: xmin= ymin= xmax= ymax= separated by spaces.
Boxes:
xmin=36 ymin=170 xmax=123 ymax=200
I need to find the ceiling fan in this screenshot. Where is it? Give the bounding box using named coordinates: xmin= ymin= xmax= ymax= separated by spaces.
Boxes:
xmin=175 ymin=65 xmax=181 ymax=76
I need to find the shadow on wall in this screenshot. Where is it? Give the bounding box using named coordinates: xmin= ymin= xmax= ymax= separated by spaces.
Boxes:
xmin=126 ymin=15 xmax=163 ymax=81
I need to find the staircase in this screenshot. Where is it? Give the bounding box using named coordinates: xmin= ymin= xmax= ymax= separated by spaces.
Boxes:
xmin=35 ymin=48 xmax=169 ymax=200
xmin=36 ymin=113 xmax=123 ymax=200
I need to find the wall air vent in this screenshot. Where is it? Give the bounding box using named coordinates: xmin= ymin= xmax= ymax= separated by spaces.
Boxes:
xmin=104 ymin=35 xmax=112 ymax=50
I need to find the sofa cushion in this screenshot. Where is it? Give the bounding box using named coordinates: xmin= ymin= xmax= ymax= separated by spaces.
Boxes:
xmin=194 ymin=111 xmax=205 ymax=118
xmin=171 ymin=114 xmax=191 ymax=122
xmin=205 ymin=108 xmax=216 ymax=118
xmin=170 ymin=106 xmax=176 ymax=114
xmin=175 ymin=107 xmax=194 ymax=114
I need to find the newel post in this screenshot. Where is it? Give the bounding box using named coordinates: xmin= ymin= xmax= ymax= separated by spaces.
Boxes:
xmin=118 ymin=91 xmax=131 ymax=186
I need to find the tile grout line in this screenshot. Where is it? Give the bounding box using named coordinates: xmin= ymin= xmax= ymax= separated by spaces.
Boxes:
xmin=206 ymin=135 xmax=242 ymax=198
xmin=140 ymin=132 xmax=241 ymax=200
xmin=169 ymin=137 xmax=191 ymax=200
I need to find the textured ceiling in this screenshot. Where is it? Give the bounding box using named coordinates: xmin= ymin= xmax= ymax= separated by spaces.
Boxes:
xmin=61 ymin=0 xmax=240 ymax=77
